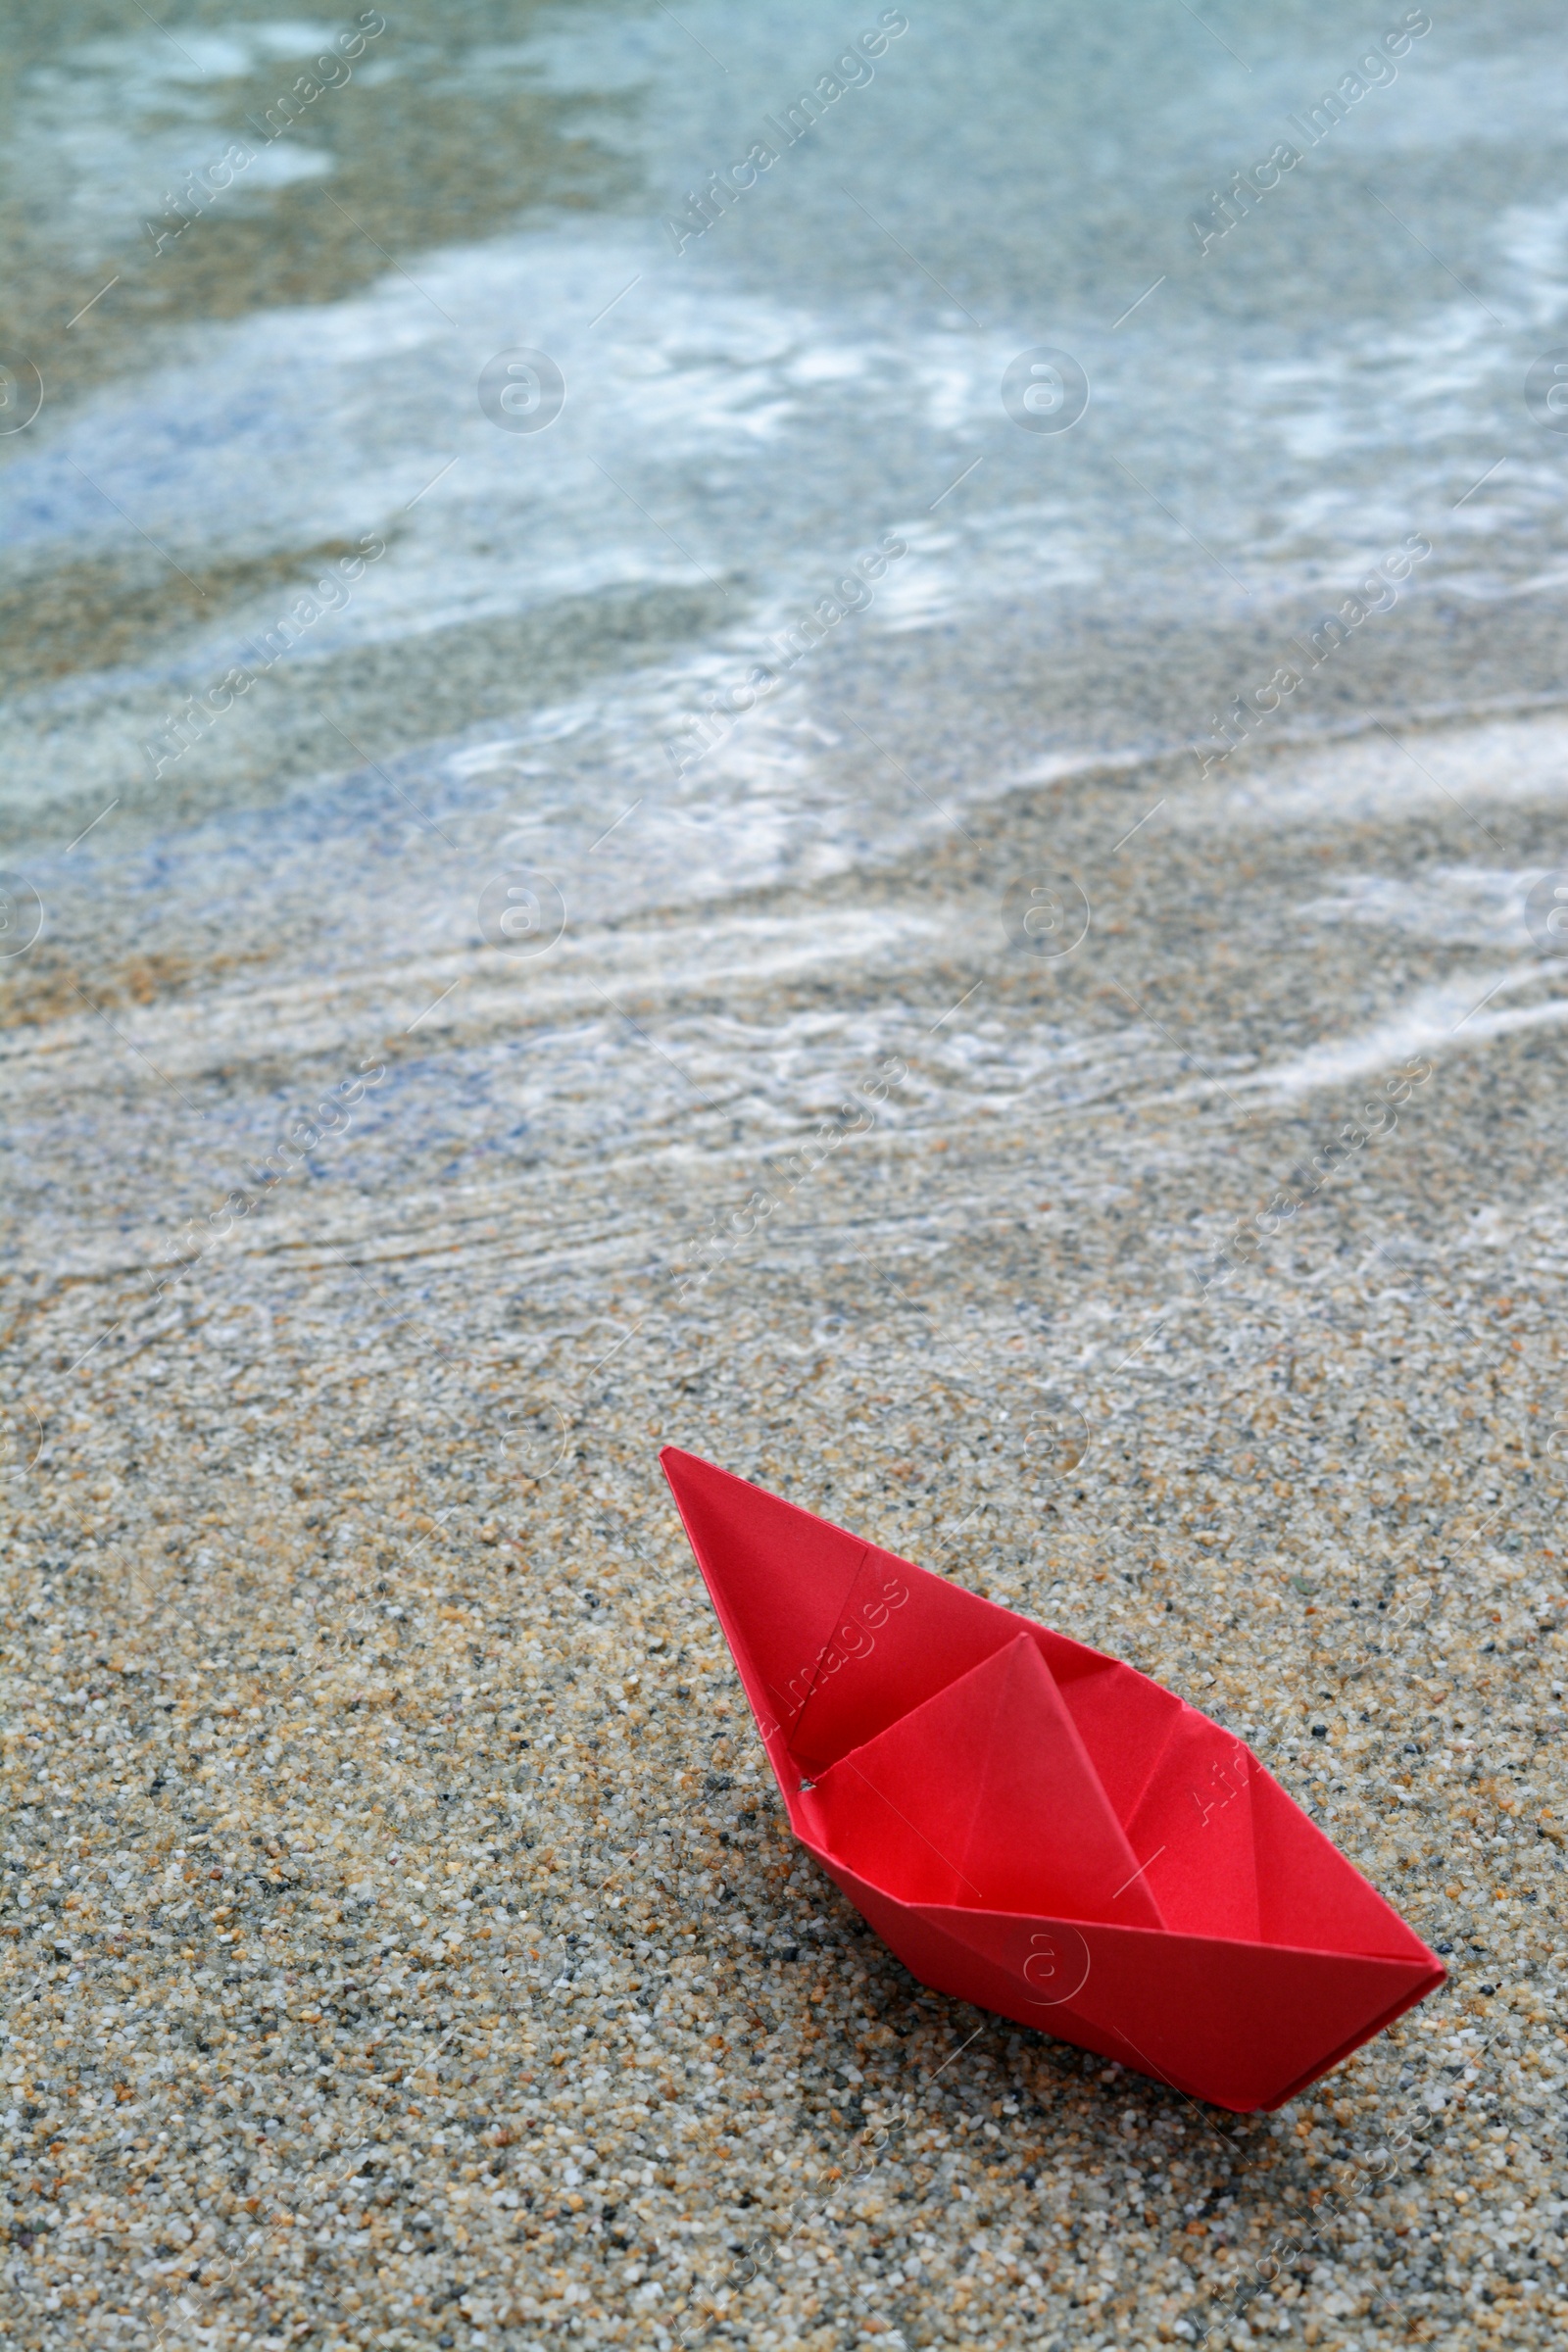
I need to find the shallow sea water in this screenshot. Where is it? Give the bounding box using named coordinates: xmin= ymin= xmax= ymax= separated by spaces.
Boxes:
xmin=3 ymin=5 xmax=1568 ymax=2350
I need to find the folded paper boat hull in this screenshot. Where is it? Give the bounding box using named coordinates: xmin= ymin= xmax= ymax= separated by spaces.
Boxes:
xmin=662 ymin=1446 xmax=1445 ymax=2113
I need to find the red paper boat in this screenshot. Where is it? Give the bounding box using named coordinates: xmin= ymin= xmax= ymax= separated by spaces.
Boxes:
xmin=662 ymin=1447 xmax=1444 ymax=2112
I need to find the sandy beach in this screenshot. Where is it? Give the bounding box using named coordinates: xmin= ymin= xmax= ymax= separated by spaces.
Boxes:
xmin=4 ymin=4 xmax=1568 ymax=2348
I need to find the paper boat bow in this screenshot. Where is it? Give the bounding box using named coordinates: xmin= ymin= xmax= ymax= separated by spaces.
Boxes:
xmin=662 ymin=1447 xmax=1444 ymax=2112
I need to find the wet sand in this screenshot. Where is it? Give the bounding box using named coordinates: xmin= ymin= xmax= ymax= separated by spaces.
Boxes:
xmin=6 ymin=707 xmax=1568 ymax=2350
